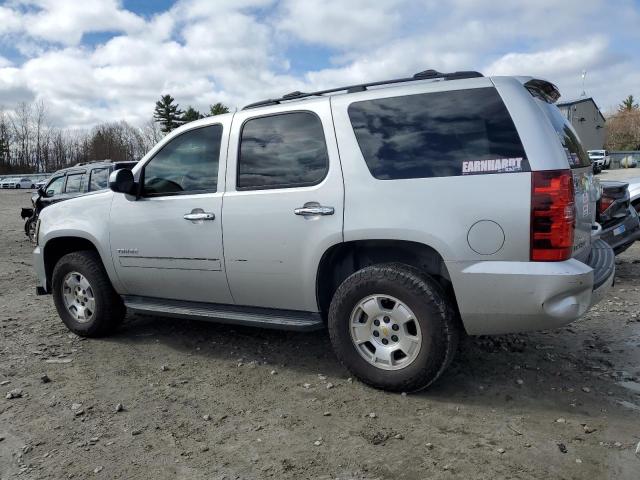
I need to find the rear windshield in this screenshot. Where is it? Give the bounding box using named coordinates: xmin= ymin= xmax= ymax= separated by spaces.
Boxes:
xmin=348 ymin=87 xmax=528 ymax=179
xmin=537 ymin=101 xmax=591 ymax=169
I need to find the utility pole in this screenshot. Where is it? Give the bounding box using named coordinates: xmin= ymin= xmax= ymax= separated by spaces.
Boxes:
xmin=580 ymin=70 xmax=587 ymax=97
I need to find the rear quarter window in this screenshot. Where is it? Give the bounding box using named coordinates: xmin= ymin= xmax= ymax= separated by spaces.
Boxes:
xmin=348 ymin=87 xmax=528 ymax=180
xmin=537 ymin=101 xmax=591 ymax=169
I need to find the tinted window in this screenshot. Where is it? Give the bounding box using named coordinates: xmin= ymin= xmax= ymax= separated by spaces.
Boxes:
xmin=65 ymin=173 xmax=86 ymax=193
xmin=348 ymin=87 xmax=528 ymax=179
xmin=46 ymin=176 xmax=65 ymax=197
xmin=537 ymin=101 xmax=591 ymax=168
xmin=238 ymin=112 xmax=329 ymax=190
xmin=89 ymin=168 xmax=109 ymax=191
xmin=143 ymin=125 xmax=222 ymax=196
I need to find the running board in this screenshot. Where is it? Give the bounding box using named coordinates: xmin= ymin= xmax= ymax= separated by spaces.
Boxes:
xmin=122 ymin=295 xmax=324 ymax=332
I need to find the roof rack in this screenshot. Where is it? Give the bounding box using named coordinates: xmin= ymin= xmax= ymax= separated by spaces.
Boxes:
xmin=242 ymin=69 xmax=483 ymax=110
xmin=74 ymin=159 xmax=112 ymax=167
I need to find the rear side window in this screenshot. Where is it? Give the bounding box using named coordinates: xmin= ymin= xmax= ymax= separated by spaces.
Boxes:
xmin=237 ymin=112 xmax=329 ymax=190
xmin=65 ymin=173 xmax=87 ymax=193
xmin=89 ymin=168 xmax=109 ymax=191
xmin=538 ymin=102 xmax=591 ymax=169
xmin=348 ymin=87 xmax=528 ymax=179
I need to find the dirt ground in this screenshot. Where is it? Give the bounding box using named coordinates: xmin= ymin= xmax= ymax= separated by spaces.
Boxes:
xmin=1 ymin=181 xmax=639 ymax=480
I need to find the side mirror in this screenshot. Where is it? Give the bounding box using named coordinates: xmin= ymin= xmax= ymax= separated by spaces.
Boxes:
xmin=109 ymin=169 xmax=136 ymax=195
xmin=37 ymin=186 xmax=45 ymax=196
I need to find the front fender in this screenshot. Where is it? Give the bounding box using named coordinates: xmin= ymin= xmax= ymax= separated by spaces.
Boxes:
xmin=38 ymin=191 xmax=124 ymax=293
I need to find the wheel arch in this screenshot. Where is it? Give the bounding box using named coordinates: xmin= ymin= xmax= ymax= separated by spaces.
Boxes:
xmin=316 ymin=239 xmax=460 ymax=323
xmin=42 ymin=235 xmax=110 ymax=292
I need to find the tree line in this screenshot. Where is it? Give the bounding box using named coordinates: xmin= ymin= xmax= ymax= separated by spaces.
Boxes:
xmin=0 ymin=95 xmax=229 ymax=175
xmin=605 ymin=95 xmax=640 ymax=151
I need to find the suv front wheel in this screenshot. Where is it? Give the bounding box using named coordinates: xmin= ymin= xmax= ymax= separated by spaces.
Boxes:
xmin=328 ymin=263 xmax=459 ymax=392
xmin=52 ymin=251 xmax=125 ymax=337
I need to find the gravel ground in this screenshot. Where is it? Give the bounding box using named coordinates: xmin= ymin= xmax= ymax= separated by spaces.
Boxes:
xmin=1 ymin=185 xmax=639 ymax=480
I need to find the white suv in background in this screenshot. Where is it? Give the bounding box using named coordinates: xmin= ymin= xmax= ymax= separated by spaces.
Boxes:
xmin=588 ymin=149 xmax=611 ymax=170
xmin=33 ymin=70 xmax=614 ymax=391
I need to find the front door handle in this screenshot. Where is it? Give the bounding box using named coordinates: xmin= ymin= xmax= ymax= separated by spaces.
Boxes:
xmin=294 ymin=202 xmax=335 ymax=216
xmin=184 ymin=208 xmax=215 ymax=222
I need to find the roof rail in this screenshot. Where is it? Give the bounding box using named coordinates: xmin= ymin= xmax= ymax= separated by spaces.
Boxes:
xmin=74 ymin=159 xmax=112 ymax=167
xmin=242 ymin=69 xmax=483 ymax=110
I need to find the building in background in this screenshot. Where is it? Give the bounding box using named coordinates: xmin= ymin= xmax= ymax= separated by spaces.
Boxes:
xmin=557 ymin=97 xmax=606 ymax=151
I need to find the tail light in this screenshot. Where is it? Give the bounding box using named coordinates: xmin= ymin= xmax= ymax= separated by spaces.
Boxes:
xmin=598 ymin=195 xmax=614 ymax=215
xmin=531 ymin=170 xmax=575 ymax=261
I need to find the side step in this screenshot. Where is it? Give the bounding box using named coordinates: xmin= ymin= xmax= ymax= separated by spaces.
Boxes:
xmin=122 ymin=295 xmax=324 ymax=332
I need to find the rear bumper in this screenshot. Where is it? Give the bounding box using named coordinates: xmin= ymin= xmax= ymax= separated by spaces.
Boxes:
xmin=449 ymin=240 xmax=615 ymax=335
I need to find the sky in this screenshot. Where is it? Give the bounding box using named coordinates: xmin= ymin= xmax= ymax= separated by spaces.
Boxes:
xmin=0 ymin=0 xmax=639 ymax=129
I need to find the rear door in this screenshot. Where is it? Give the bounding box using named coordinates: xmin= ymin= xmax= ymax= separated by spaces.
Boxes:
xmin=537 ymin=101 xmax=596 ymax=262
xmin=223 ymin=100 xmax=344 ymax=311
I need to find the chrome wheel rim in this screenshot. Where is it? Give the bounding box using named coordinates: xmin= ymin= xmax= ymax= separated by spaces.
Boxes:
xmin=349 ymin=294 xmax=422 ymax=371
xmin=62 ymin=272 xmax=95 ymax=323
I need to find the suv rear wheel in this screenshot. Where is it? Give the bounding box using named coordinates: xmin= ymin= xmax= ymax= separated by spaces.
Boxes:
xmin=52 ymin=251 xmax=125 ymax=337
xmin=328 ymin=263 xmax=458 ymax=392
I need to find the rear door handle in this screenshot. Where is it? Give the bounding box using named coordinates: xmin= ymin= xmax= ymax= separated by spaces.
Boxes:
xmin=184 ymin=208 xmax=215 ymax=222
xmin=294 ymin=202 xmax=335 ymax=216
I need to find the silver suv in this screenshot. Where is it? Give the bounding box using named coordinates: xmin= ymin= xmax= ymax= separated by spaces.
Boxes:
xmin=33 ymin=70 xmax=615 ymax=391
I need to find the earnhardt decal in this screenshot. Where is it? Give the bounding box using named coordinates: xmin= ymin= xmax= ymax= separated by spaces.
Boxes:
xmin=462 ymin=157 xmax=526 ymax=175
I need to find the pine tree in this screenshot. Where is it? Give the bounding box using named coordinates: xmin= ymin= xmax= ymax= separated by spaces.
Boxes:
xmin=618 ymin=95 xmax=639 ymax=113
xmin=153 ymin=94 xmax=184 ymax=133
xmin=208 ymin=102 xmax=230 ymax=116
xmin=182 ymin=106 xmax=203 ymax=123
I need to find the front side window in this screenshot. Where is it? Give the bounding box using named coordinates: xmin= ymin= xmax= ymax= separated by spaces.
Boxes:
xmin=89 ymin=168 xmax=109 ymax=191
xmin=237 ymin=112 xmax=329 ymax=190
xmin=46 ymin=176 xmax=65 ymax=197
xmin=348 ymin=87 xmax=528 ymax=179
xmin=65 ymin=173 xmax=87 ymax=193
xmin=143 ymin=125 xmax=222 ymax=196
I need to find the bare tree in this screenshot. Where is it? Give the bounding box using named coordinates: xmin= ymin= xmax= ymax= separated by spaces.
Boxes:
xmin=33 ymin=100 xmax=50 ymax=172
xmin=141 ymin=117 xmax=164 ymax=153
xmin=605 ymin=110 xmax=640 ymax=151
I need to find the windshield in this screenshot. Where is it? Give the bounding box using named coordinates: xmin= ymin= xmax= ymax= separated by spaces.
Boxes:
xmin=537 ymin=101 xmax=591 ymax=168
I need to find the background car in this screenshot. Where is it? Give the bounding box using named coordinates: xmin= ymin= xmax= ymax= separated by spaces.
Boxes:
xmin=597 ymin=180 xmax=640 ymax=254
xmin=1 ymin=177 xmax=36 ymax=188
xmin=588 ymin=149 xmax=610 ymax=170
xmin=21 ymin=160 xmax=137 ymax=242
xmin=628 ymin=176 xmax=640 ymax=213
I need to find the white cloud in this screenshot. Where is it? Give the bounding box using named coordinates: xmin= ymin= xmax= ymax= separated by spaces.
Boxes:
xmin=277 ymin=0 xmax=404 ymax=48
xmin=0 ymin=0 xmax=638 ymax=128
xmin=16 ymin=0 xmax=146 ymax=45
xmin=485 ymin=37 xmax=612 ymax=78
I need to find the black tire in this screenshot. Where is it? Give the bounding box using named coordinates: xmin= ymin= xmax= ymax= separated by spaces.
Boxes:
xmin=52 ymin=250 xmax=125 ymax=337
xmin=328 ymin=263 xmax=459 ymax=392
xmin=30 ymin=184 xmax=35 ymax=189
xmin=15 ymin=184 xmax=20 ymax=189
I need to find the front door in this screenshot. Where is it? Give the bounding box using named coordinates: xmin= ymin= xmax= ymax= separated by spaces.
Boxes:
xmin=223 ymin=100 xmax=344 ymax=312
xmin=109 ymin=121 xmax=233 ymax=304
